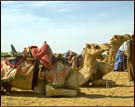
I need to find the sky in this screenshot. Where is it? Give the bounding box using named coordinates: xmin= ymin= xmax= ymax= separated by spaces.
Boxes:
xmin=1 ymin=1 xmax=134 ymax=53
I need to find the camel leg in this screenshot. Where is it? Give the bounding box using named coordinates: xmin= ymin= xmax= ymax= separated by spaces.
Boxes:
xmin=1 ymin=83 xmax=13 ymax=95
xmin=92 ymin=79 xmax=116 ymax=87
xmin=34 ymin=79 xmax=45 ymax=94
xmin=2 ymin=83 xmax=12 ymax=92
xmin=46 ymin=85 xmax=77 ymax=97
xmin=1 ymin=84 xmax=5 ymax=94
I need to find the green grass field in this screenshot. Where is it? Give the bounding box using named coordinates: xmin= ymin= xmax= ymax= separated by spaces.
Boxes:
xmin=1 ymin=52 xmax=11 ymax=60
xmin=1 ymin=52 xmax=9 ymax=56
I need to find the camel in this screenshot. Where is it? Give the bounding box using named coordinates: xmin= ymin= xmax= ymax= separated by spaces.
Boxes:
xmin=1 ymin=43 xmax=105 ymax=97
xmin=84 ymin=34 xmax=132 ymax=86
xmin=102 ymin=34 xmax=131 ymax=64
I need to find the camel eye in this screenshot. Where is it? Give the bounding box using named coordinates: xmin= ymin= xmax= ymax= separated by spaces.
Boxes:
xmin=95 ymin=45 xmax=100 ymax=49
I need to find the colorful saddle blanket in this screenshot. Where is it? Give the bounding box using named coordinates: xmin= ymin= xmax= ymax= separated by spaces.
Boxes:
xmin=4 ymin=56 xmax=25 ymax=68
xmin=45 ymin=61 xmax=70 ymax=87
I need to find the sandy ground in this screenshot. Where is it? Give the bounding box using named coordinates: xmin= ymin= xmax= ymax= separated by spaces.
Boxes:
xmin=1 ymin=71 xmax=134 ymax=106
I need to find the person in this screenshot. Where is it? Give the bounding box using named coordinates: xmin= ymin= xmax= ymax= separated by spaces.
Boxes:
xmin=114 ymin=50 xmax=125 ymax=71
xmin=125 ymin=34 xmax=134 ymax=85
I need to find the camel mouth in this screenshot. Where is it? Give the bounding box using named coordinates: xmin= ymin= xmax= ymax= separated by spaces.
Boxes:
xmin=99 ymin=49 xmax=106 ymax=54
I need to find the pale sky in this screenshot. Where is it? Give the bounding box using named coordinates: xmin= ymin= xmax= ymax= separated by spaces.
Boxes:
xmin=1 ymin=1 xmax=134 ymax=53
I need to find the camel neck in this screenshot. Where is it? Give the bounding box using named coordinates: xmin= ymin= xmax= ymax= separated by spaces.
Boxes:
xmin=104 ymin=42 xmax=123 ymax=65
xmin=108 ymin=45 xmax=119 ymax=65
xmin=83 ymin=54 xmax=96 ymax=68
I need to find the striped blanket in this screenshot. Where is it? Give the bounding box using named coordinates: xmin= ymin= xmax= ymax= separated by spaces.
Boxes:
xmin=1 ymin=59 xmax=34 ymax=82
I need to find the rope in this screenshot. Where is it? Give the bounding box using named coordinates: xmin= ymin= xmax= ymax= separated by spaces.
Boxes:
xmin=105 ymin=72 xmax=121 ymax=97
xmin=114 ymin=71 xmax=121 ymax=82
xmin=105 ymin=72 xmax=120 ymax=88
xmin=106 ymin=40 xmax=129 ymax=88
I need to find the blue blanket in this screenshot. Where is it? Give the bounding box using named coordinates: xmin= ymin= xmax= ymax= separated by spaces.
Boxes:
xmin=8 ymin=56 xmax=22 ymax=65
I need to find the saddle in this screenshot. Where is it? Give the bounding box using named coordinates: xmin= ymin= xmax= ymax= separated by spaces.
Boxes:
xmin=30 ymin=42 xmax=52 ymax=70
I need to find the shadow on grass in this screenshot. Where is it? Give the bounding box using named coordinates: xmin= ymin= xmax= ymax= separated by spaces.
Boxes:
xmin=82 ymin=84 xmax=132 ymax=88
xmin=1 ymin=90 xmax=133 ymax=99
xmin=78 ymin=92 xmax=134 ymax=99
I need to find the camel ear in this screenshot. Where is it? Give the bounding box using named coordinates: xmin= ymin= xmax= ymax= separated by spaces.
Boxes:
xmin=83 ymin=48 xmax=86 ymax=51
xmin=85 ymin=43 xmax=89 ymax=47
xmin=114 ymin=35 xmax=118 ymax=39
xmin=85 ymin=43 xmax=91 ymax=48
xmin=95 ymin=45 xmax=100 ymax=49
xmin=125 ymin=34 xmax=132 ymax=40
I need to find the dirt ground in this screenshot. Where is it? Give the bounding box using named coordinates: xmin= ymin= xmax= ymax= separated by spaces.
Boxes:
xmin=1 ymin=71 xmax=134 ymax=106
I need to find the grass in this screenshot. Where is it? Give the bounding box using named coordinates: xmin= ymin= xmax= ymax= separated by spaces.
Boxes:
xmin=1 ymin=52 xmax=11 ymax=57
xmin=1 ymin=52 xmax=11 ymax=60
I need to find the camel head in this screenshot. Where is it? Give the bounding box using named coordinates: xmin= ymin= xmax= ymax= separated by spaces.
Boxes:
xmin=110 ymin=34 xmax=131 ymax=45
xmin=84 ymin=43 xmax=106 ymax=57
xmin=103 ymin=34 xmax=131 ymax=64
xmin=98 ymin=43 xmax=110 ymax=50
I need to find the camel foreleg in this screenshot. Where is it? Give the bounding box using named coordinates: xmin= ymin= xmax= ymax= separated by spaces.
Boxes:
xmin=46 ymin=85 xmax=77 ymax=97
xmin=92 ymin=79 xmax=116 ymax=87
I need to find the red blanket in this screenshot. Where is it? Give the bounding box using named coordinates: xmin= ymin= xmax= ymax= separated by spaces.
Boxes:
xmin=30 ymin=43 xmax=52 ymax=70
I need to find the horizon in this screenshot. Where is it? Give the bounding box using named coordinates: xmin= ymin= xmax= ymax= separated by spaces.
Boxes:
xmin=1 ymin=1 xmax=134 ymax=53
